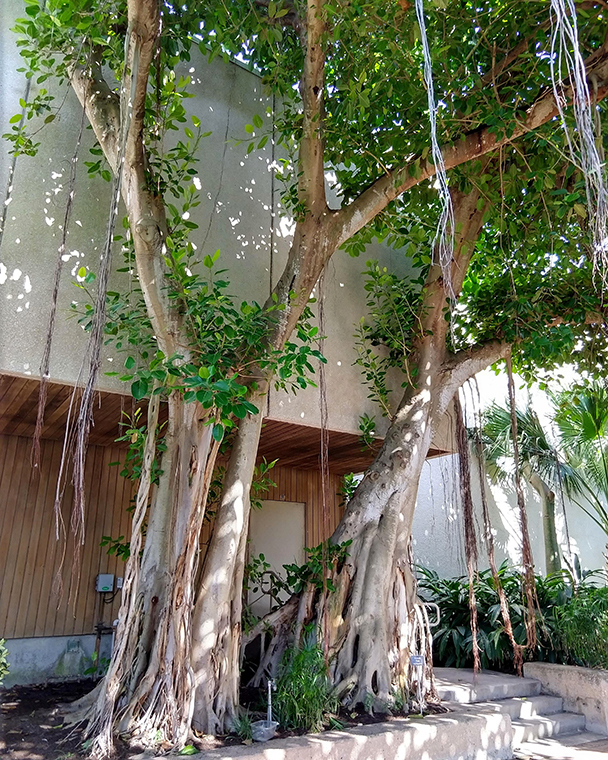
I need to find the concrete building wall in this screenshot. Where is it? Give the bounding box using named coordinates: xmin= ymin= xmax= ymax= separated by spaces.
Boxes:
xmin=0 ymin=0 xmax=410 ymax=438
xmin=412 ymin=452 xmax=608 ymax=579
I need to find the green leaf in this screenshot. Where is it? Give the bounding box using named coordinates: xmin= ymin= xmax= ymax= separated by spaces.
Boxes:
xmin=179 ymin=746 xmax=199 ymax=755
xmin=252 ymin=113 xmax=263 ymax=129
xmin=77 ymin=266 xmax=87 ymax=278
xmin=125 ymin=356 xmax=135 ymax=370
xmin=212 ymin=423 xmax=224 ymax=442
xmin=131 ymin=379 xmax=148 ymax=401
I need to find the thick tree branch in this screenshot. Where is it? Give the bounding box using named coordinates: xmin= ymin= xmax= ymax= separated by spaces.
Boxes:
xmin=335 ymin=47 xmax=608 ymax=246
xmin=69 ymin=57 xmax=121 ymax=174
xmin=438 ymin=340 xmax=510 ymax=414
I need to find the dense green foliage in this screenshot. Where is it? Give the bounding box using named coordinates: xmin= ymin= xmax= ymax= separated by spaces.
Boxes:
xmin=419 ymin=565 xmax=608 ymax=671
xmin=554 ymin=381 xmax=608 ymax=537
xmin=9 ymin=3 xmax=608 ymax=388
xmin=480 ymin=382 xmax=608 ymax=544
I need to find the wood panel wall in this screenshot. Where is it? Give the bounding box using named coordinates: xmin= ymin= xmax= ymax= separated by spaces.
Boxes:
xmin=0 ymin=434 xmax=134 ymax=640
xmin=1 ymin=436 xmax=343 ymax=640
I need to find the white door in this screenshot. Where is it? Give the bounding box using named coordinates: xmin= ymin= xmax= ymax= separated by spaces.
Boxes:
xmin=248 ymin=500 xmax=305 ymax=617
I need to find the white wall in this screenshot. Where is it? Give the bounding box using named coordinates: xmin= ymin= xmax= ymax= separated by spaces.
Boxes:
xmin=412 ymin=450 xmax=608 ymax=579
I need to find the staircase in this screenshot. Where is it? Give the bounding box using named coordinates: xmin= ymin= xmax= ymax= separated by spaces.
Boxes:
xmin=434 ymin=668 xmax=607 ymax=757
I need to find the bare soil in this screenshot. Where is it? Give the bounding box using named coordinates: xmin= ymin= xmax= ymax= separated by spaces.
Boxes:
xmin=0 ymin=680 xmax=142 ymax=760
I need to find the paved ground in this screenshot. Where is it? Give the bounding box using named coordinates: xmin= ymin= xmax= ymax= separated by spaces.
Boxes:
xmin=516 ymin=733 xmax=608 ymax=758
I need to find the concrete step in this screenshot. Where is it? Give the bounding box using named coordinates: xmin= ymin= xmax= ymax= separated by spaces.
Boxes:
xmin=516 ymin=731 xmax=608 ymax=759
xmin=435 ymin=668 xmax=542 ymax=704
xmin=475 ymin=695 xmax=564 ymax=720
xmin=512 ymin=712 xmax=587 ymax=744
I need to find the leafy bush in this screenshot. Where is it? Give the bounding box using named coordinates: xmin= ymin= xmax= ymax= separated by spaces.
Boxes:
xmin=553 ymin=584 xmax=608 ymax=668
xmin=274 ymin=636 xmax=337 ymax=732
xmin=418 ymin=564 xmax=608 ymax=671
xmin=0 ymin=638 xmax=9 ymax=685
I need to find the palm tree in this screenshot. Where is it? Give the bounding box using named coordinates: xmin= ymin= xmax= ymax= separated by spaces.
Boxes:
xmin=480 ymin=403 xmax=566 ymax=575
xmin=552 ymin=382 xmax=608 ymax=542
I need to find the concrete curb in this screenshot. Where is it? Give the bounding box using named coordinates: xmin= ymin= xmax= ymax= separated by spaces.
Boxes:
xmin=167 ymin=708 xmax=513 ymax=760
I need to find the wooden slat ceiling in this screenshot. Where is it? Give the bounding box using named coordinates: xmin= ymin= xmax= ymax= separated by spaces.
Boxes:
xmin=0 ymin=373 xmax=446 ymax=475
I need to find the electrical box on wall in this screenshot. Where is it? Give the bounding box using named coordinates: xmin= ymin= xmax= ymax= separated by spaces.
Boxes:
xmin=96 ymin=574 xmax=114 ymax=592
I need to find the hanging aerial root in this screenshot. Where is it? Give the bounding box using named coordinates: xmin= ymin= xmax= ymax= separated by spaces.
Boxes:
xmin=414 ymin=0 xmax=455 ymax=300
xmin=317 ymin=272 xmax=331 ymax=661
xmin=32 ymin=105 xmax=87 ymax=469
xmin=84 ymin=393 xmax=160 ymax=758
xmin=474 ymin=431 xmax=524 ymax=674
xmin=506 ymin=353 xmax=538 ymax=650
xmin=454 ymin=394 xmax=481 ymax=673
xmin=550 ymin=0 xmax=608 ymax=280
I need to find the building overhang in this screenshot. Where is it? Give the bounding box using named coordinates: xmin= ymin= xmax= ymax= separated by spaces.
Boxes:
xmin=0 ymin=373 xmax=452 ymax=475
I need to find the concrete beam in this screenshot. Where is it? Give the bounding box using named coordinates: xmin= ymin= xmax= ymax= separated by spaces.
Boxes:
xmin=167 ymin=708 xmax=513 ymax=760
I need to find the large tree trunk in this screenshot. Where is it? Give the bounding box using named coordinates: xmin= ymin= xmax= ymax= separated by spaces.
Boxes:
xmin=86 ymin=394 xmax=221 ymax=755
xmin=244 ymin=188 xmax=511 ymax=708
xmin=190 ymin=386 xmax=267 ymax=734
xmin=326 ymin=342 xmax=445 ymax=708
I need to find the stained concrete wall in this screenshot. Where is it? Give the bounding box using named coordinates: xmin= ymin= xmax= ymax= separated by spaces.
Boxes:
xmin=0 ymin=0 xmax=411 ymax=438
xmin=524 ymin=662 xmax=608 ymax=735
xmin=3 ymin=633 xmax=113 ymax=688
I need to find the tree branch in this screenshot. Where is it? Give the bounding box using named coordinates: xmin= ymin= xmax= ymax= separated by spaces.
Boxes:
xmin=438 ymin=340 xmax=510 ymax=414
xmin=335 ymin=46 xmax=608 ymax=246
xmin=69 ymin=56 xmax=121 ymax=174
xmin=298 ymin=0 xmax=328 ymax=215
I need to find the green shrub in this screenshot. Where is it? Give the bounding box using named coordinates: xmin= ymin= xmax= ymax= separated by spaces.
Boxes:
xmin=274 ymin=636 xmax=337 ymax=732
xmin=417 ymin=564 xmax=606 ymax=671
xmin=553 ymin=584 xmax=608 ymax=668
xmin=0 ymin=638 xmax=9 ymax=685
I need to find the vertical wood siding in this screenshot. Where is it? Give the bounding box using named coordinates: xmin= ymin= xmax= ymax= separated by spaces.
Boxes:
xmin=1 ymin=434 xmax=343 ymax=640
xmin=0 ymin=434 xmax=133 ymax=639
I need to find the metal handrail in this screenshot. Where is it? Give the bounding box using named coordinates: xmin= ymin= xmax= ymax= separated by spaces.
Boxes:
xmin=423 ymin=601 xmax=441 ymax=627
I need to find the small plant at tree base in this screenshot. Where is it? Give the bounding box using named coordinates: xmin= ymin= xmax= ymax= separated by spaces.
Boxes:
xmin=274 ymin=635 xmax=338 ymax=732
xmin=232 ymin=710 xmax=254 ymax=742
xmin=358 ymin=413 xmax=377 ymax=451
xmin=283 ymin=540 xmax=352 ymax=594
xmin=83 ymin=651 xmax=111 ymax=678
xmin=242 ymin=553 xmax=292 ymax=632
xmin=250 ymin=458 xmax=278 ymax=510
xmin=0 ymin=638 xmax=9 ymax=685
